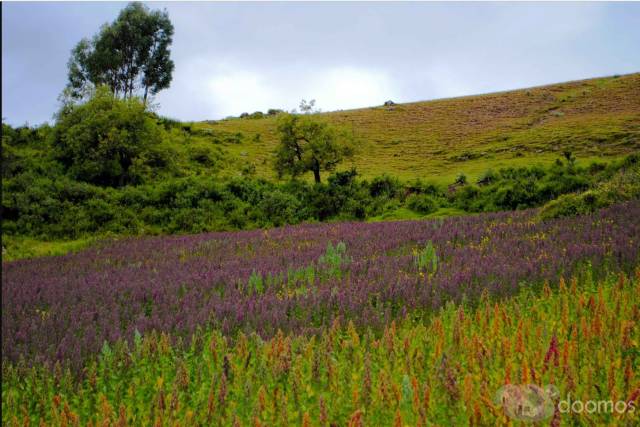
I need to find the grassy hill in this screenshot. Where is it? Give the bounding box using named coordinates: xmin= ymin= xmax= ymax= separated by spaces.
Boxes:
xmin=3 ymin=73 xmax=639 ymax=260
xmin=192 ymin=73 xmax=640 ymax=184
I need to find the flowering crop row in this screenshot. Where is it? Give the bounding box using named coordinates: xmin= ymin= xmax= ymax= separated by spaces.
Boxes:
xmin=3 ymin=202 xmax=639 ymax=369
xmin=3 ymin=269 xmax=639 ymax=426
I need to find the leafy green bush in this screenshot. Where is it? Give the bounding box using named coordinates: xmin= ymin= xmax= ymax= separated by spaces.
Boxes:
xmin=406 ymin=193 xmax=439 ymax=214
xmin=369 ymin=174 xmax=401 ymax=198
xmin=454 ymin=172 xmax=468 ymax=185
xmin=53 ymin=86 xmax=165 ymax=187
xmin=539 ymin=162 xmax=640 ymax=220
xmin=188 ymin=145 xmax=219 ymax=167
xmin=257 ymin=190 xmax=302 ymax=227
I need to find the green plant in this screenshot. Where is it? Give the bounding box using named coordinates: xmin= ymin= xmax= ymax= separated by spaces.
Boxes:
xmin=406 ymin=193 xmax=439 ymax=215
xmin=274 ymin=113 xmax=354 ymax=183
xmin=318 ymin=241 xmax=350 ymax=279
xmin=455 ymin=172 xmax=468 ymax=185
xmin=248 ymin=270 xmax=264 ymax=294
xmin=53 ymin=86 xmax=164 ymax=187
xmin=414 ymin=240 xmax=438 ymax=275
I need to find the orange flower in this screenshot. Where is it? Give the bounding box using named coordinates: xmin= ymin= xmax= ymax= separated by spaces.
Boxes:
xmin=515 ymin=320 xmax=525 ymax=354
xmin=302 ymin=412 xmax=311 ymax=427
xmin=347 ymin=409 xmax=363 ymax=427
xmin=521 ymin=359 xmax=530 ymax=384
xmin=411 ymin=376 xmax=420 ymax=412
xmin=570 ymin=276 xmax=577 ymax=295
xmin=502 ymin=337 xmax=511 ymax=362
xmin=462 ymin=374 xmax=474 ymax=405
xmin=423 ymin=384 xmax=431 ymax=415
xmin=394 ymin=409 xmax=402 ymax=427
xmin=504 ymin=363 xmax=512 ymax=385
xmin=562 ymin=340 xmax=571 ymax=368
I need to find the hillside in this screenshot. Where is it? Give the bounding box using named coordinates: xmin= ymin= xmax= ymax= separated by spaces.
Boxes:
xmin=195 ymin=73 xmax=640 ymax=183
xmin=3 ymin=73 xmax=640 ymax=260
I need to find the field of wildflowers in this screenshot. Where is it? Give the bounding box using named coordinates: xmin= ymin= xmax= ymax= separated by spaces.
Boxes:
xmin=2 ymin=201 xmax=640 ymax=425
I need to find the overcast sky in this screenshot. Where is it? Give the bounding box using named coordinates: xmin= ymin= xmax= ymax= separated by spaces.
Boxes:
xmin=3 ymin=1 xmax=640 ymax=126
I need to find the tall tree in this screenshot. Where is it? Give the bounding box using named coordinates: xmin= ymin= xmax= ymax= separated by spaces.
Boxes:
xmin=65 ymin=2 xmax=174 ymax=105
xmin=274 ymin=114 xmax=354 ymax=184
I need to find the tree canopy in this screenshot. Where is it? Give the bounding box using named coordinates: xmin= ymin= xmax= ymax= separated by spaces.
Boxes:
xmin=274 ymin=113 xmax=354 ymax=184
xmin=66 ymin=2 xmax=174 ymax=105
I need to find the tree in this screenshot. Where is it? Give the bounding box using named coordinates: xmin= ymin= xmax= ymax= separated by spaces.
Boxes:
xmin=274 ymin=114 xmax=354 ymax=184
xmin=53 ymin=86 xmax=163 ymax=187
xmin=298 ymin=99 xmax=320 ymax=114
xmin=65 ymin=2 xmax=174 ymax=105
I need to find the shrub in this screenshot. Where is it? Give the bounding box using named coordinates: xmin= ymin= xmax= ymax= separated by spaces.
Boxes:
xmin=477 ymin=169 xmax=496 ymax=185
xmin=53 ymin=86 xmax=164 ymax=187
xmin=189 ymin=145 xmax=218 ymax=167
xmin=369 ymin=174 xmax=401 ymax=198
xmin=156 ymin=116 xmax=182 ymax=130
xmin=454 ymin=172 xmax=468 ymax=185
xmin=258 ymin=190 xmax=302 ymax=227
xmin=406 ymin=193 xmax=439 ymax=214
xmin=539 ymin=163 xmax=640 ymax=220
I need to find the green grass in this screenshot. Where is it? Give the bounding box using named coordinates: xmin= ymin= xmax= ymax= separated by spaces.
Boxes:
xmin=190 ymin=73 xmax=639 ymax=184
xmin=2 ymin=235 xmax=102 ymax=262
xmin=366 ymin=207 xmax=467 ymax=222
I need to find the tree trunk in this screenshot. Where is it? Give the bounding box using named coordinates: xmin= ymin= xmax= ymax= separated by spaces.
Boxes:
xmin=143 ymin=85 xmax=149 ymax=107
xmin=313 ymin=162 xmax=321 ymax=184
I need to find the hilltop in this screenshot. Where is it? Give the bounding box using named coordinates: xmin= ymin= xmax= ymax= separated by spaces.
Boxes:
xmin=194 ymin=73 xmax=640 ymax=183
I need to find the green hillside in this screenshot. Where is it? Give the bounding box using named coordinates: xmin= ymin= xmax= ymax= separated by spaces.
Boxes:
xmin=193 ymin=73 xmax=640 ymax=183
xmin=3 ymin=73 xmax=640 ymax=260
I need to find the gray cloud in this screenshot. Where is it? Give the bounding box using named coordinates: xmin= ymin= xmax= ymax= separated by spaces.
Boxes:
xmin=3 ymin=1 xmax=639 ymax=125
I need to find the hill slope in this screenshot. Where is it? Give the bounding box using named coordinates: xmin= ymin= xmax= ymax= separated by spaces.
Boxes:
xmin=195 ymin=73 xmax=640 ymax=183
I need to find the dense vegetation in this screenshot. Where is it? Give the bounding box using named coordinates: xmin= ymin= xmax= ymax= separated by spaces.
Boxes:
xmin=5 ymin=201 xmax=637 ymax=368
xmin=5 ymin=272 xmax=639 ymax=426
xmin=3 ymin=202 xmax=639 ymax=425
xmin=3 ymin=3 xmax=640 ymax=425
xmin=3 ymin=93 xmax=638 ymax=247
xmin=4 ymin=72 xmax=639 ymax=261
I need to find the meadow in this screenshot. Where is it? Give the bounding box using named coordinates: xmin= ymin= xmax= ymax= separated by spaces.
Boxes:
xmin=2 ymin=201 xmax=639 ymax=425
xmin=3 ymin=3 xmax=639 ymax=425
xmin=3 ymin=72 xmax=640 ymax=426
xmin=202 ymin=73 xmax=640 ymax=183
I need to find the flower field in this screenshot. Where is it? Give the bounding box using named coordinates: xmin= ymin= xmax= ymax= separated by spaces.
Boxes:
xmin=2 ymin=201 xmax=640 ymax=425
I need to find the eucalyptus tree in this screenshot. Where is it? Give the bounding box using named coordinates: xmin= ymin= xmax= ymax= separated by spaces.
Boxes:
xmin=65 ymin=2 xmax=174 ymax=106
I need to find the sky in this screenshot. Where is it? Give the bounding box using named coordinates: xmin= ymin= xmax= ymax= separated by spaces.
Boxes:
xmin=2 ymin=1 xmax=640 ymax=126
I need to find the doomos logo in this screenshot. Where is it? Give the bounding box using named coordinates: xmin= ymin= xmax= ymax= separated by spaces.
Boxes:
xmin=494 ymin=384 xmax=559 ymax=421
